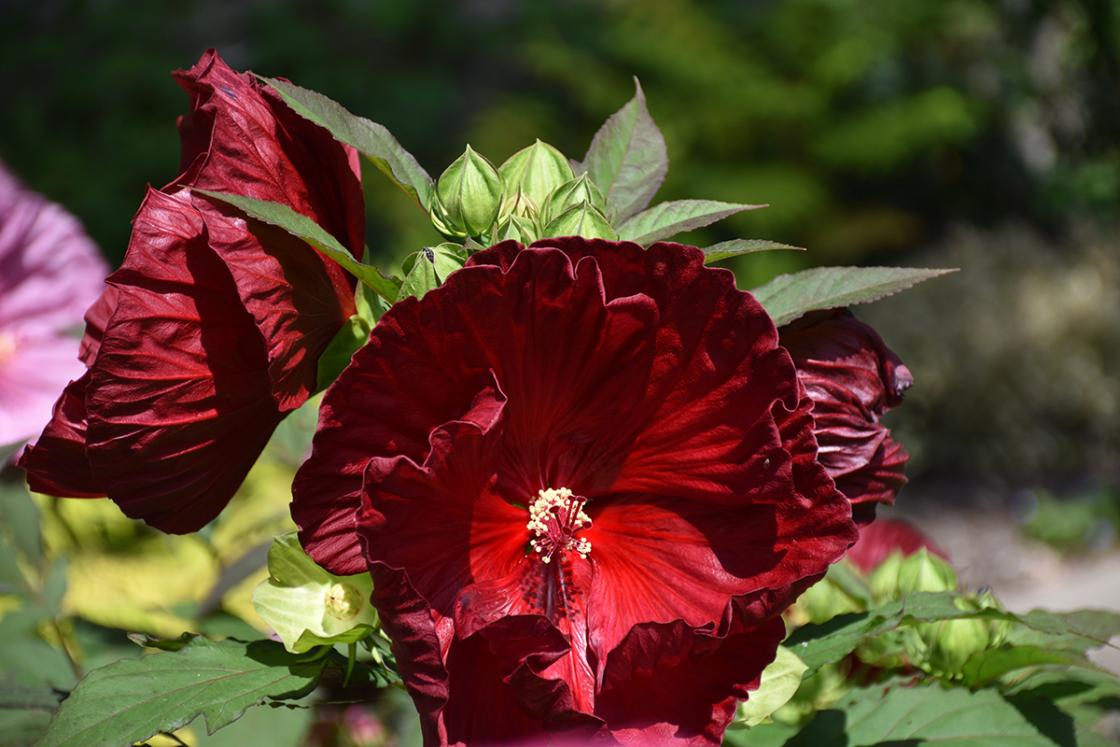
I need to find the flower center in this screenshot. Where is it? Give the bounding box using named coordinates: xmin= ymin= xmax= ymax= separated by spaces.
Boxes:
xmin=526 ymin=487 xmax=591 ymax=564
xmin=0 ymin=333 xmax=15 ymax=368
xmin=324 ymin=581 xmax=363 ymax=620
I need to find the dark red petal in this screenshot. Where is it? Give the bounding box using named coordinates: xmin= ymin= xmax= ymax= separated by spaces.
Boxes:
xmin=172 ymin=50 xmax=364 ymax=410
xmin=295 ymin=247 xmax=659 ymax=573
xmin=82 ymin=189 xmax=282 ymax=530
xmin=846 ymin=518 xmax=947 ymax=573
xmin=597 ymin=617 xmax=785 ymax=746
xmin=17 ymin=373 xmax=101 ymax=496
xmin=780 ymin=309 xmax=911 ymax=511
xmin=360 ymin=417 xmax=525 ymax=617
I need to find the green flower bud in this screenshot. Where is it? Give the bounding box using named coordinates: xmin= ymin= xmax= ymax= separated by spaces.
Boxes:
xmin=498 ymin=187 xmax=541 ymax=225
xmin=796 ymin=577 xmax=861 ymax=625
xmin=436 ymin=145 xmax=503 ymax=237
xmin=926 ymin=616 xmax=991 ymax=676
xmin=867 ymin=551 xmax=905 ymax=603
xmin=497 ymin=214 xmax=540 ymax=244
xmin=542 ymin=200 xmax=617 ymax=240
xmin=896 ymin=548 xmax=957 ymax=595
xmin=252 ymin=533 xmax=376 ymax=653
xmin=499 ymin=139 xmax=574 ymax=208
xmin=542 ymin=173 xmax=606 ymax=225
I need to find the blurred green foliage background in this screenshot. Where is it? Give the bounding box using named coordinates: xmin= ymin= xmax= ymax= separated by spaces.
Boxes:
xmin=2 ymin=0 xmax=1118 ymax=494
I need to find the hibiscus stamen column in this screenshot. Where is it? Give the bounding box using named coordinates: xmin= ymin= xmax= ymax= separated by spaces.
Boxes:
xmin=526 ymin=487 xmax=592 ymax=563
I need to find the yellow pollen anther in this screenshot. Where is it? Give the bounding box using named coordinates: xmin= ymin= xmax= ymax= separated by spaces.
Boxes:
xmin=526 ymin=487 xmax=592 ymax=563
xmin=324 ymin=582 xmax=363 ymax=620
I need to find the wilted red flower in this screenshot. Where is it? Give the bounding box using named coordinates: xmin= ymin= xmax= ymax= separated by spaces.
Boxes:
xmin=779 ymin=309 xmax=912 ymax=524
xmin=294 ymin=238 xmax=857 ymax=745
xmin=18 ymin=50 xmax=364 ymax=530
xmin=845 ymin=517 xmax=947 ymax=573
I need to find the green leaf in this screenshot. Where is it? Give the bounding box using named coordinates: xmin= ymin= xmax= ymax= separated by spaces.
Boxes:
xmin=617 ymin=200 xmax=764 ymax=244
xmin=738 ymin=647 xmax=808 ymax=727
xmin=260 ymin=76 xmax=434 ymax=208
xmin=0 ymin=481 xmax=41 ymax=566
xmin=702 ymin=239 xmax=805 ymax=264
xmin=961 ymin=645 xmax=1096 ymax=687
xmin=751 ymin=266 xmax=956 ymax=326
xmin=251 ymin=533 xmax=376 ymax=654
xmin=0 ymin=675 xmax=62 ymax=747
xmin=36 ymin=637 xmax=325 ymax=747
xmin=194 ymin=190 xmax=402 ymax=302
xmin=316 ymin=283 xmax=379 ymax=391
xmin=581 ymin=78 xmax=668 ymax=222
xmin=787 ymin=681 xmax=1059 ymax=746
xmin=1006 ymin=609 xmax=1120 ymax=652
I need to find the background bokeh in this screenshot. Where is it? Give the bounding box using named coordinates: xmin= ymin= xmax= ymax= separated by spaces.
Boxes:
xmin=3 ymin=0 xmax=1118 ymax=610
xmin=3 ymin=2 xmax=1120 ymax=745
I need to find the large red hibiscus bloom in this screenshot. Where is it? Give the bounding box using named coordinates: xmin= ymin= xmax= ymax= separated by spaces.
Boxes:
xmin=18 ymin=50 xmax=364 ymax=530
xmin=779 ymin=310 xmax=912 ymax=524
xmin=295 ymin=238 xmax=857 ymax=745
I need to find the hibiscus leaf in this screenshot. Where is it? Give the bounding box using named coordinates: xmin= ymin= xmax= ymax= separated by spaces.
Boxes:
xmin=960 ymin=645 xmax=1096 ymax=688
xmin=702 ymin=239 xmax=805 ymax=264
xmin=580 ymin=78 xmax=668 ymax=222
xmin=1004 ymin=609 xmax=1120 ymax=652
xmin=260 ymin=76 xmax=435 ymax=208
xmin=786 ymin=680 xmax=1061 ymax=746
xmin=617 ymin=200 xmax=765 ymax=244
xmin=737 ymin=646 xmax=808 ymax=727
xmin=35 ymin=637 xmax=326 ymax=747
xmin=751 ymin=266 xmax=956 ymax=326
xmin=194 ymin=190 xmax=402 ymax=302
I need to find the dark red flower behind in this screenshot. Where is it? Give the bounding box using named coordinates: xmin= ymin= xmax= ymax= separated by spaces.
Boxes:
xmin=779 ymin=309 xmax=912 ymax=524
xmin=845 ymin=518 xmax=947 ymax=573
xmin=295 ymin=238 xmax=857 ymax=745
xmin=18 ymin=50 xmax=363 ymax=531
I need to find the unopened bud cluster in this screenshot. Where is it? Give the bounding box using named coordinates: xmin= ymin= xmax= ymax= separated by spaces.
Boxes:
xmin=431 ymin=140 xmax=615 ymax=243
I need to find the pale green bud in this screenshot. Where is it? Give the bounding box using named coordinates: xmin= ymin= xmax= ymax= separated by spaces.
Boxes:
xmin=436 ymin=145 xmax=503 ymax=237
xmin=896 ymin=548 xmax=958 ymax=595
xmin=497 ymin=215 xmax=540 ymax=244
xmin=542 ymin=201 xmax=617 ymax=240
xmin=926 ymin=616 xmax=991 ymax=676
xmin=867 ymin=551 xmax=905 ymax=603
xmin=797 ymin=577 xmax=861 ymax=625
xmin=499 ymin=140 xmax=574 ymax=208
xmin=542 ymin=173 xmax=606 ymax=225
xmin=498 ymin=187 xmax=541 ymax=225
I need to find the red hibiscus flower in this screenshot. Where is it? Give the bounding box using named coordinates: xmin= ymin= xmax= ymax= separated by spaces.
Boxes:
xmin=779 ymin=309 xmax=912 ymax=524
xmin=294 ymin=238 xmax=857 ymax=745
xmin=18 ymin=50 xmax=364 ymax=531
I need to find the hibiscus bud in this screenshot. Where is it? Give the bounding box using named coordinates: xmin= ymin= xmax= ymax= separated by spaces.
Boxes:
xmin=436 ymin=145 xmax=504 ymax=237
xmin=543 ymin=172 xmax=607 ymax=225
xmin=497 ymin=214 xmax=540 ymax=244
xmin=896 ymin=548 xmax=958 ymax=594
xmin=325 ymin=581 xmax=364 ymax=621
xmin=498 ymin=187 xmax=542 ymax=225
xmin=542 ymin=200 xmax=617 ymax=240
xmin=499 ymin=139 xmax=574 ymax=208
xmin=867 ymin=550 xmax=905 ymax=602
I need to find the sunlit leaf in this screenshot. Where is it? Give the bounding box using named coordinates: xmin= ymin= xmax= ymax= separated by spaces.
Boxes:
xmin=738 ymin=646 xmax=808 ymax=726
xmin=752 ymin=266 xmax=956 ymax=326
xmin=702 ymin=239 xmax=805 ymax=264
xmin=261 ymin=76 xmax=434 ymax=208
xmin=580 ymin=78 xmax=668 ymax=222
xmin=36 ymin=637 xmax=325 ymax=747
xmin=617 ymin=200 xmax=764 ymax=244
